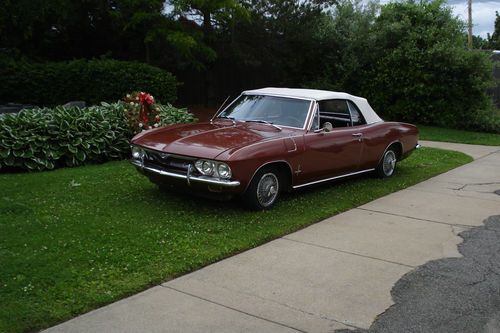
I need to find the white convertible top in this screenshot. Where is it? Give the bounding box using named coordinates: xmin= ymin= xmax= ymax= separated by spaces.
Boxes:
xmin=244 ymin=87 xmax=383 ymax=124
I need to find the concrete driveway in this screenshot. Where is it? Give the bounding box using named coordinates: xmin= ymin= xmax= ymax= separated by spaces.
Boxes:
xmin=45 ymin=141 xmax=500 ymax=333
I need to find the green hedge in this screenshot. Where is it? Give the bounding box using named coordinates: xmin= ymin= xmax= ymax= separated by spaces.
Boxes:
xmin=0 ymin=103 xmax=196 ymax=171
xmin=359 ymin=1 xmax=498 ymax=133
xmin=0 ymin=58 xmax=177 ymax=106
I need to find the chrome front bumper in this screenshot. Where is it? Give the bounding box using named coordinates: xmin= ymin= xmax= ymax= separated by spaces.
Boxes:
xmin=131 ymin=160 xmax=241 ymax=188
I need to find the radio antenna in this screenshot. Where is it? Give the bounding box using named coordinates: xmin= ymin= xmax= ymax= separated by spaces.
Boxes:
xmin=210 ymin=95 xmax=231 ymax=122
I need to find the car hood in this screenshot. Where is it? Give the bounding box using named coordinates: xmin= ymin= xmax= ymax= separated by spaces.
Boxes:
xmin=131 ymin=122 xmax=290 ymax=159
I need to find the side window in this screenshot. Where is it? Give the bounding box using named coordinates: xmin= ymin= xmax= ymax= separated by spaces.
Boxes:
xmin=319 ymin=100 xmax=350 ymax=116
xmin=318 ymin=99 xmax=351 ymax=128
xmin=347 ymin=100 xmax=366 ymax=126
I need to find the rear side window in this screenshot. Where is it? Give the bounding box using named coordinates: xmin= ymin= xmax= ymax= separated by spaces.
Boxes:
xmin=319 ymin=100 xmax=350 ymax=116
xmin=318 ymin=100 xmax=351 ymax=128
xmin=347 ymin=100 xmax=366 ymax=126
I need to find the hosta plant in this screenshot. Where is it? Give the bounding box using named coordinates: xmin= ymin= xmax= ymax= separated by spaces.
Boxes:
xmin=0 ymin=104 xmax=131 ymax=171
xmin=0 ymin=102 xmax=196 ymax=172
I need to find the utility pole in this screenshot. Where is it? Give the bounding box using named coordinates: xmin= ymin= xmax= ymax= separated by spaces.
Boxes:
xmin=468 ymin=0 xmax=473 ymax=49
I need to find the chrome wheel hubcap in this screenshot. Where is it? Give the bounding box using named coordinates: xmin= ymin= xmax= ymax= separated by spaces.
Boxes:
xmin=257 ymin=173 xmax=279 ymax=207
xmin=383 ymin=150 xmax=396 ymax=176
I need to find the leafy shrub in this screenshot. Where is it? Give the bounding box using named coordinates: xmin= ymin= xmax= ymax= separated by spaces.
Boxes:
xmin=469 ymin=105 xmax=500 ymax=133
xmin=0 ymin=58 xmax=178 ymax=106
xmin=0 ymin=105 xmax=130 ymax=171
xmin=359 ymin=1 xmax=496 ymax=132
xmin=0 ymin=103 xmax=196 ymax=171
xmin=157 ymin=103 xmax=197 ymax=126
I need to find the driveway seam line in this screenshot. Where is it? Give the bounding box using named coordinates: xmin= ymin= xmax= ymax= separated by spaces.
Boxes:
xmin=473 ymin=149 xmax=500 ymax=160
xmin=405 ymin=187 xmax=500 ymax=202
xmin=281 ymin=237 xmax=415 ymax=269
xmin=161 ymin=285 xmax=309 ymax=333
xmin=165 ymin=281 xmax=366 ymax=331
xmin=356 ymin=208 xmax=473 ymax=229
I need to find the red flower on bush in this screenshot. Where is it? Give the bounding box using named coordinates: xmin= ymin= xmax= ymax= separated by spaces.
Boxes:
xmin=139 ymin=92 xmax=155 ymax=106
xmin=123 ymin=91 xmax=161 ymax=133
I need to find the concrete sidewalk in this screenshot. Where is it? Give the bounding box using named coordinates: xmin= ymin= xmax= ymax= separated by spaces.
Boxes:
xmin=45 ymin=141 xmax=500 ymax=333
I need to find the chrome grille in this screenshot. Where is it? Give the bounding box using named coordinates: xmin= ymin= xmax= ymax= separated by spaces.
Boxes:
xmin=143 ymin=150 xmax=195 ymax=174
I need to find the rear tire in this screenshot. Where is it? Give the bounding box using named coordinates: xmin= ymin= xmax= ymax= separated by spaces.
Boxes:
xmin=244 ymin=167 xmax=281 ymax=210
xmin=376 ymin=147 xmax=397 ymax=178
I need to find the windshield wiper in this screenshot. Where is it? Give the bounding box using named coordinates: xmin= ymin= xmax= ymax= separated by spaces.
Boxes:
xmin=212 ymin=116 xmax=236 ymax=125
xmin=245 ymin=119 xmax=282 ymax=131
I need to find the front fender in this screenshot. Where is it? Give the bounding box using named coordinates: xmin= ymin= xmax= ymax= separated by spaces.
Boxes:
xmin=222 ymin=138 xmax=295 ymax=192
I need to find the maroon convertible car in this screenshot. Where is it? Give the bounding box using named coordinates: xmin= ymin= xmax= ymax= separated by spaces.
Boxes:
xmin=130 ymin=88 xmax=419 ymax=209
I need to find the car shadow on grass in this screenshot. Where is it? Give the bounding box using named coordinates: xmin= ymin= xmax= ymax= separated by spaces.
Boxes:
xmin=138 ymin=172 xmax=376 ymax=213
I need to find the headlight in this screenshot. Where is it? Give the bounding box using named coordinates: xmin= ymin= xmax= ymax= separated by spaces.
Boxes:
xmin=131 ymin=146 xmax=145 ymax=159
xmin=195 ymin=159 xmax=232 ymax=178
xmin=201 ymin=161 xmax=214 ymax=175
xmin=217 ymin=163 xmax=232 ymax=179
xmin=195 ymin=160 xmax=214 ymax=175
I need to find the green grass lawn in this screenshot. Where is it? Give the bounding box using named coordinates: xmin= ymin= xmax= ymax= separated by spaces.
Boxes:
xmin=418 ymin=125 xmax=500 ymax=146
xmin=0 ymin=147 xmax=472 ymax=333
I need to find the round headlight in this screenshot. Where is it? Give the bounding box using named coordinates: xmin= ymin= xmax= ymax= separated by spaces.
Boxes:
xmin=201 ymin=161 xmax=214 ymax=175
xmin=217 ymin=163 xmax=232 ymax=179
xmin=195 ymin=160 xmax=203 ymax=173
xmin=131 ymin=146 xmax=144 ymax=159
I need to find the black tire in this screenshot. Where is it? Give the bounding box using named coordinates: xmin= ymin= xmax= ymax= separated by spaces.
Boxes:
xmin=376 ymin=147 xmax=397 ymax=178
xmin=244 ymin=167 xmax=282 ymax=210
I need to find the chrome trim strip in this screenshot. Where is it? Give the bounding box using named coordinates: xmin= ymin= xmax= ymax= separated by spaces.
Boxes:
xmin=243 ymin=92 xmax=316 ymax=102
xmin=138 ymin=146 xmax=197 ymax=161
xmin=292 ymin=168 xmax=375 ymax=189
xmin=131 ymin=160 xmax=241 ymax=187
xmin=305 ymin=101 xmax=318 ymax=131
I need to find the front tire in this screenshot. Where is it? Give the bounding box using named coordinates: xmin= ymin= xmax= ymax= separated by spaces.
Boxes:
xmin=244 ymin=167 xmax=281 ymax=210
xmin=376 ymin=148 xmax=397 ymax=178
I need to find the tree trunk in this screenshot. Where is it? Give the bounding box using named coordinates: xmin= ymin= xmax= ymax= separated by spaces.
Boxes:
xmin=203 ymin=11 xmax=212 ymax=42
xmin=202 ymin=11 xmax=212 ymax=107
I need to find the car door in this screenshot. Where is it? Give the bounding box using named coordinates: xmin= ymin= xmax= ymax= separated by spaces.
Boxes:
xmin=298 ymin=99 xmax=364 ymax=183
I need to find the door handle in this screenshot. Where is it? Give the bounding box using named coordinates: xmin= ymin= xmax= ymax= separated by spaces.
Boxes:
xmin=352 ymin=133 xmax=363 ymax=141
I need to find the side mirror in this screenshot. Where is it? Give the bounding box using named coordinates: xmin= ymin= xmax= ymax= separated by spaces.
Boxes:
xmin=313 ymin=122 xmax=333 ymax=133
xmin=323 ymin=122 xmax=333 ymax=132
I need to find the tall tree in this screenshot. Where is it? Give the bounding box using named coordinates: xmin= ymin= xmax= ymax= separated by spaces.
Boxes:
xmin=471 ymin=34 xmax=488 ymax=49
xmin=0 ymin=0 xmax=212 ymax=67
xmin=168 ymin=0 xmax=249 ymax=104
xmin=225 ymin=0 xmax=337 ymax=88
xmin=169 ymin=0 xmax=248 ymax=44
xmin=487 ymin=11 xmax=500 ymax=50
xmin=360 ymin=0 xmax=494 ymax=130
xmin=109 ymin=0 xmax=167 ymax=63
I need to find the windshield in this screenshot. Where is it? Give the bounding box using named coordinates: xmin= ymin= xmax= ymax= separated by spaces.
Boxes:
xmin=218 ymin=95 xmax=311 ymax=128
